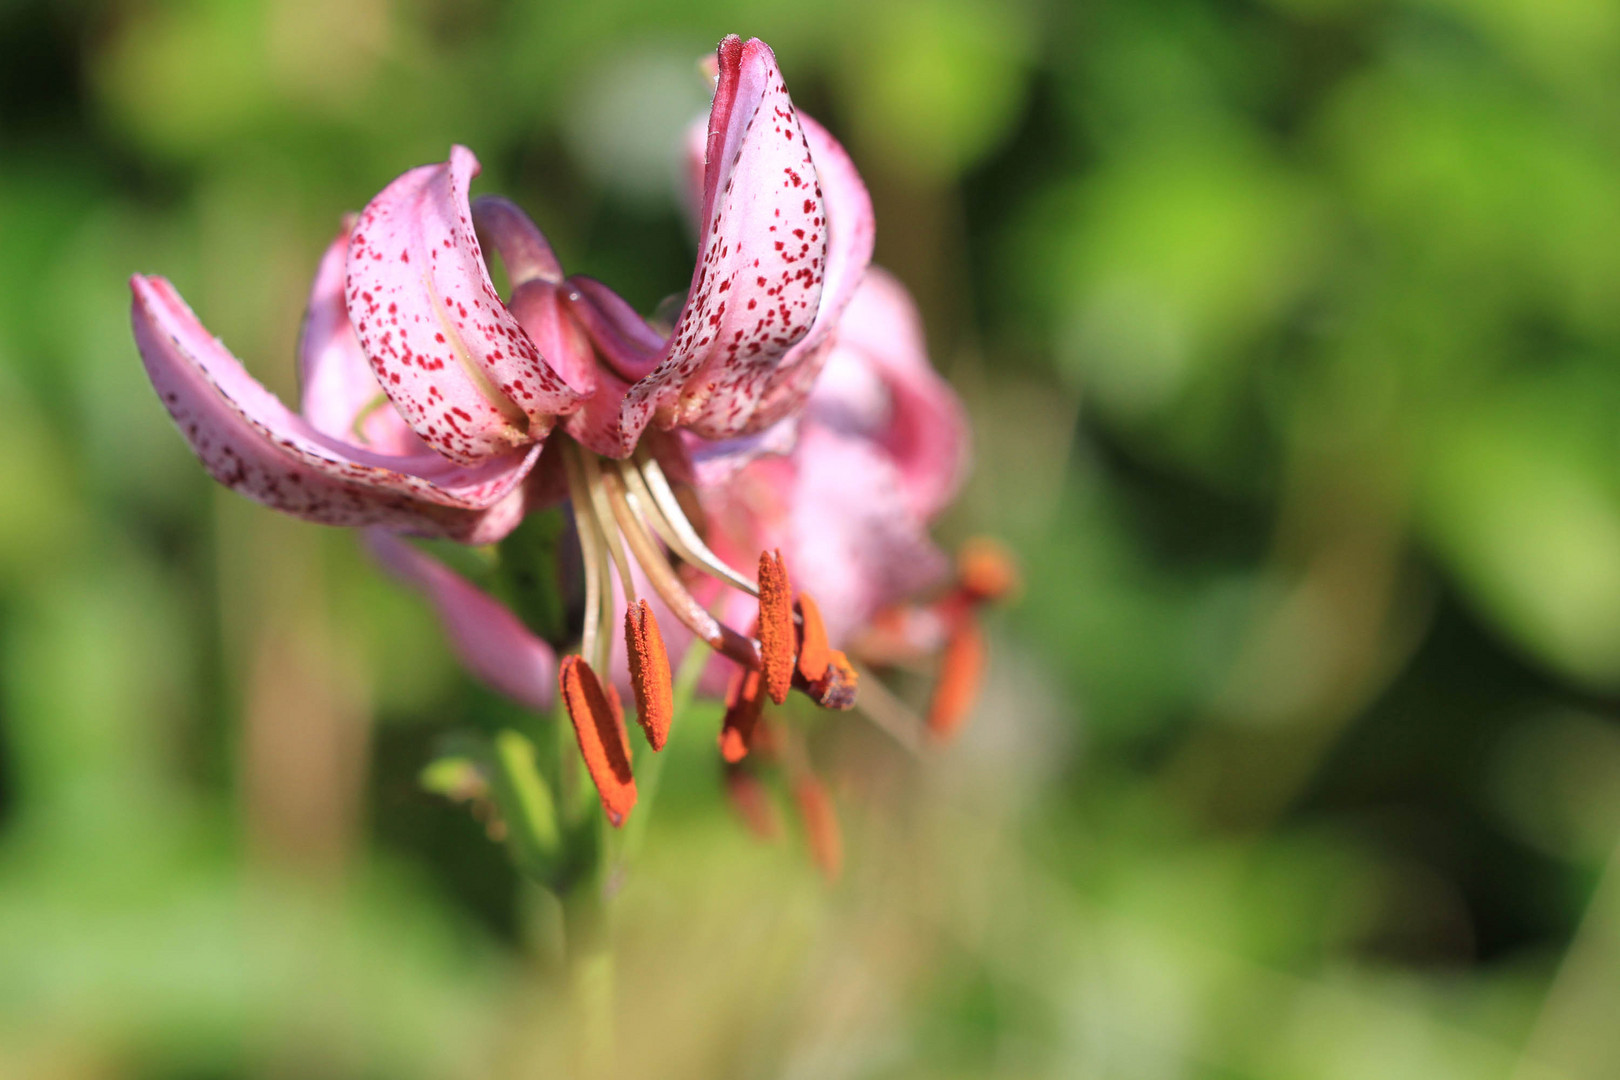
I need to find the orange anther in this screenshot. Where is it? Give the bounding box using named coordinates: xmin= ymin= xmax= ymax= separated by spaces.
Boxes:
xmin=796 ymin=592 xmax=831 ymax=683
xmin=957 ymin=537 xmax=1019 ymax=604
xmin=719 ymin=666 xmax=765 ymax=763
xmin=793 ymin=776 xmax=843 ymax=882
xmin=624 ymin=599 xmax=675 ymax=751
xmin=757 ymin=549 xmax=795 ymax=705
xmin=723 ymin=763 xmax=780 ymax=840
xmin=927 ymin=612 xmax=985 ymax=741
xmin=803 ymin=648 xmax=859 ymax=711
xmin=560 ymin=655 xmax=637 ymax=826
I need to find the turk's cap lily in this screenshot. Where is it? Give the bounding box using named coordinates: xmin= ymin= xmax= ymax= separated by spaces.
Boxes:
xmin=128 ymin=33 xmax=908 ymax=831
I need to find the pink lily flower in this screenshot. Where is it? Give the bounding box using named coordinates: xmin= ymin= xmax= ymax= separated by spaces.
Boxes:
xmin=385 ymin=261 xmax=983 ymax=736
xmin=130 ymin=35 xmax=875 ymax=827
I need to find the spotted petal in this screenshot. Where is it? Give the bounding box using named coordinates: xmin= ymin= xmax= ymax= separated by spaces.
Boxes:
xmin=346 ymin=146 xmax=584 ymax=465
xmin=747 ymin=114 xmax=876 ymax=430
xmin=299 ymin=219 xmax=426 ymax=457
xmin=366 ymin=531 xmax=557 ymax=711
xmin=131 ymin=274 xmax=536 ymax=542
xmin=585 ymin=36 xmax=829 ymax=456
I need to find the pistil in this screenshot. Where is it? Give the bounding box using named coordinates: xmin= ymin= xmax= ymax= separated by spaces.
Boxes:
xmin=617 ymin=451 xmax=758 ymax=597
xmin=601 ymin=468 xmax=758 ymax=667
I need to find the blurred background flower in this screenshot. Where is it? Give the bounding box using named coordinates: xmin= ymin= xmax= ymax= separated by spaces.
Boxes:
xmin=4 ymin=0 xmax=1620 ymax=1076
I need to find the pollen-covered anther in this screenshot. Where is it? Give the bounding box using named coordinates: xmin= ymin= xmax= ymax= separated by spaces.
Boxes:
xmin=927 ymin=611 xmax=985 ymax=742
xmin=795 ymin=592 xmax=831 ymax=683
xmin=956 ymin=536 xmax=1020 ymax=605
xmin=624 ymin=599 xmax=674 ymax=751
xmin=560 ymin=655 xmax=637 ymax=826
xmin=798 ymin=648 xmax=859 ymax=711
xmin=757 ymin=549 xmax=795 ymax=705
xmin=719 ymin=666 xmax=765 ymax=763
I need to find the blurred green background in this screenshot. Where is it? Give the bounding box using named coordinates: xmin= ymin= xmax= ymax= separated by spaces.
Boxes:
xmin=4 ymin=0 xmax=1620 ymax=1076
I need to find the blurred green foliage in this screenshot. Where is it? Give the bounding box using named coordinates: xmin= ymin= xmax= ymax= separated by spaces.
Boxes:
xmin=4 ymin=0 xmax=1620 ymax=1076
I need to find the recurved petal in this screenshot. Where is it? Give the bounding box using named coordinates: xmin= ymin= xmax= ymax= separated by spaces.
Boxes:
xmin=607 ymin=36 xmax=829 ymax=454
xmin=132 ymin=274 xmax=538 ymax=536
xmin=366 ymin=530 xmax=557 ymax=712
xmin=811 ymin=268 xmax=968 ymax=521
xmin=299 ymin=218 xmax=426 ymax=457
xmin=746 ymin=114 xmax=876 ymax=430
xmin=346 ymin=145 xmax=583 ymax=465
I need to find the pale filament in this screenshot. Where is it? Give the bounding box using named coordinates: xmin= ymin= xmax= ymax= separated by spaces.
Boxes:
xmin=561 ymin=442 xmax=614 ymax=674
xmin=556 ymin=437 xmax=769 ymax=677
xmin=600 ymin=468 xmax=760 ymax=669
xmin=579 ymin=451 xmax=638 ymax=607
xmin=631 ymin=450 xmax=760 ymax=598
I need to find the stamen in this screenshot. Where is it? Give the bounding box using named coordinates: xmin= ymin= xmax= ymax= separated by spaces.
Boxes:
xmin=798 ymin=649 xmax=859 ymax=711
xmin=601 ymin=470 xmax=759 ymax=668
xmin=792 ymin=776 xmax=843 ymax=882
xmin=795 ymin=592 xmax=831 ymax=683
xmin=719 ymin=666 xmax=764 ymax=763
xmin=579 ymin=451 xmax=637 ymax=605
xmin=757 ymin=550 xmax=795 ymax=705
xmin=957 ymin=537 xmax=1020 ymax=604
xmin=624 ymin=599 xmax=674 ymax=751
xmin=927 ymin=611 xmax=985 ymax=742
xmin=561 ymin=444 xmax=610 ymax=673
xmin=559 ymin=655 xmax=637 ymax=826
xmin=619 ymin=455 xmax=757 ymax=597
xmin=723 ymin=763 xmax=780 ymax=840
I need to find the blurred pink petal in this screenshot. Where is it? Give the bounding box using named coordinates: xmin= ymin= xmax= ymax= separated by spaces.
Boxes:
xmin=810 ymin=267 xmax=969 ymax=520
xmin=366 ymin=530 xmax=557 ymax=712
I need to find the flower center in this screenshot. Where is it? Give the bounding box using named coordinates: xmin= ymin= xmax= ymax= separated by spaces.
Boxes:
xmin=554 ymin=437 xmax=849 ymax=821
